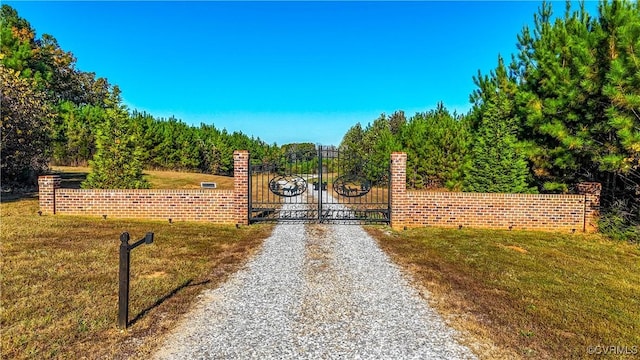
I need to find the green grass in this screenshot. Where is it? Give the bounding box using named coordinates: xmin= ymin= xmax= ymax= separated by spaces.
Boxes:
xmin=0 ymin=197 xmax=272 ymax=359
xmin=368 ymin=227 xmax=640 ymax=359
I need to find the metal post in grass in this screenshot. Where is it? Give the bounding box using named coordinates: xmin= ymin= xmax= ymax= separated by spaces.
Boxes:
xmin=118 ymin=231 xmax=154 ymax=329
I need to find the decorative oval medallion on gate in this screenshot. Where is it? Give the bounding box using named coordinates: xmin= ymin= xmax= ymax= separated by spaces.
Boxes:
xmin=268 ymin=175 xmax=307 ymax=197
xmin=332 ymin=175 xmax=371 ymax=197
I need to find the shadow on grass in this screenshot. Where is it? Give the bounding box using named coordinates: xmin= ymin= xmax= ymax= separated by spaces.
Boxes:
xmin=1 ymin=169 xmax=88 ymax=203
xmin=0 ymin=192 xmax=38 ymax=203
xmin=128 ymin=279 xmax=212 ymax=327
xmin=1 ymin=170 xmax=87 ymax=203
xmin=55 ymin=171 xmax=89 ymax=189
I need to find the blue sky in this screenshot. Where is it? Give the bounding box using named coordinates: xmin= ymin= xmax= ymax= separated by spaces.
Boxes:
xmin=8 ymin=1 xmax=598 ymax=146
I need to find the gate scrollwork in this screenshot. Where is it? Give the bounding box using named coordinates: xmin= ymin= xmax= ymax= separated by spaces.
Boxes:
xmin=332 ymin=175 xmax=371 ymax=197
xmin=268 ymin=175 xmax=307 ymax=197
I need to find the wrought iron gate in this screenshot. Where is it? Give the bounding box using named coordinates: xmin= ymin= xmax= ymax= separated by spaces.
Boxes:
xmin=249 ymin=146 xmax=390 ymax=224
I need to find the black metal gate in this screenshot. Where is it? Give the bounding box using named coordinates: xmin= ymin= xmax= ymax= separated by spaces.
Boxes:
xmin=249 ymin=146 xmax=390 ymax=224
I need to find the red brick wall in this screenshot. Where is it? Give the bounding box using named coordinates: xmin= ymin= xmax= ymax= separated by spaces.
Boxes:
xmin=576 ymin=182 xmax=602 ymax=232
xmin=233 ymin=150 xmax=249 ymax=225
xmin=390 ymin=152 xmax=407 ymax=226
xmin=38 ymin=175 xmax=61 ymax=215
xmin=38 ymin=150 xmax=250 ymax=225
xmin=54 ymin=188 xmax=238 ymax=223
xmin=396 ymin=191 xmax=586 ymax=231
xmin=390 ymin=152 xmax=600 ymax=232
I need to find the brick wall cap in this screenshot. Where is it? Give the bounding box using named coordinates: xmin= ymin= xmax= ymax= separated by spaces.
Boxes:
xmin=56 ymin=188 xmax=233 ymax=194
xmin=406 ymin=190 xmax=584 ymax=198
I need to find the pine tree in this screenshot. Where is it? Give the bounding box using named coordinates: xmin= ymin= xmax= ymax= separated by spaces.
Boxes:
xmin=340 ymin=123 xmax=366 ymax=156
xmin=513 ymin=1 xmax=605 ymax=192
xmin=465 ymin=92 xmax=534 ymax=193
xmin=465 ymin=56 xmax=535 ymax=193
xmin=82 ymin=88 xmax=149 ymax=189
xmin=400 ymin=104 xmax=470 ymax=190
xmin=598 ymin=0 xmax=640 ymax=239
xmin=599 ymin=0 xmax=640 ymax=174
xmin=400 ymin=113 xmax=430 ymax=189
xmin=486 ymin=0 xmax=639 ymax=238
xmin=362 ymin=115 xmax=401 ymax=181
xmin=340 ymin=122 xmax=368 ymax=177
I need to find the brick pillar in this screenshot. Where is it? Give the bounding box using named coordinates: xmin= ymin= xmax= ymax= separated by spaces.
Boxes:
xmin=576 ymin=182 xmax=602 ymax=232
xmin=38 ymin=175 xmax=61 ymax=215
xmin=233 ymin=150 xmax=250 ymax=225
xmin=390 ymin=152 xmax=407 ymax=230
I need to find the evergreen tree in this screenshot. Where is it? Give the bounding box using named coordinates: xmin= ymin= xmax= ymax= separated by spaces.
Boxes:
xmin=363 ymin=115 xmax=401 ymax=181
xmin=196 ymin=123 xmax=224 ymax=174
xmin=340 ymin=122 xmax=367 ymax=178
xmin=340 ymin=122 xmax=366 ymax=157
xmin=598 ymin=0 xmax=640 ymax=238
xmin=388 ymin=110 xmax=406 ymax=137
xmin=400 ymin=112 xmax=430 ymax=189
xmin=82 ymin=88 xmax=149 ymax=189
xmin=465 ymin=56 xmax=535 ymax=193
xmin=485 ymin=0 xmax=639 ymax=238
xmin=400 ymin=104 xmax=470 ymax=190
xmin=52 ymin=101 xmax=104 ymax=166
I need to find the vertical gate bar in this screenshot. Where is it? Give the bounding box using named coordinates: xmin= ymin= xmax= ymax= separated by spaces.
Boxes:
xmin=294 ymin=155 xmax=298 ymax=211
xmin=292 ymin=154 xmax=296 ymax=218
xmin=318 ymin=147 xmax=323 ymax=222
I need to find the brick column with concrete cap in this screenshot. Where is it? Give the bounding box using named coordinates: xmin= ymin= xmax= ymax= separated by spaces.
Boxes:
xmin=390 ymin=152 xmax=407 ymax=230
xmin=234 ymin=150 xmax=250 ymax=225
xmin=576 ymin=182 xmax=602 ymax=232
xmin=38 ymin=175 xmax=61 ymax=214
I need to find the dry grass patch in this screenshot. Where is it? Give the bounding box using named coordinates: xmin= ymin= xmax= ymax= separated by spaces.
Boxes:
xmin=1 ymin=197 xmax=272 ymax=359
xmin=50 ymin=166 xmax=234 ymax=190
xmin=367 ymin=226 xmax=640 ymax=359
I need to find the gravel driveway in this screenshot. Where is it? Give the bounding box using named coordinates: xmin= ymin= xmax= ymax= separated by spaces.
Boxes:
xmin=154 ymin=201 xmax=476 ymax=359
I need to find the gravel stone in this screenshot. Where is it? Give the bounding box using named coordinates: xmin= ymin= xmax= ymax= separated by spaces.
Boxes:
xmin=154 ymin=194 xmax=477 ymax=360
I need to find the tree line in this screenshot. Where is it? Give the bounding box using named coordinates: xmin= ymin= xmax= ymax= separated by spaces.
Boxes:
xmin=340 ymin=1 xmax=639 ymax=240
xmin=1 ymin=4 xmax=276 ymax=189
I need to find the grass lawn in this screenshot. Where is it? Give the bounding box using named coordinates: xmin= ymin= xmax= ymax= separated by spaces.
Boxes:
xmin=5 ymin=166 xmax=638 ymax=358
xmin=1 ymin=194 xmax=272 ymax=359
xmin=368 ymin=227 xmax=640 ymax=359
xmin=50 ymin=166 xmax=235 ymax=190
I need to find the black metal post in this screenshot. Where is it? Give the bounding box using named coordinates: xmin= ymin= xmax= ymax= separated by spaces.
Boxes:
xmin=118 ymin=232 xmax=130 ymax=329
xmin=118 ymin=231 xmax=154 ymax=329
